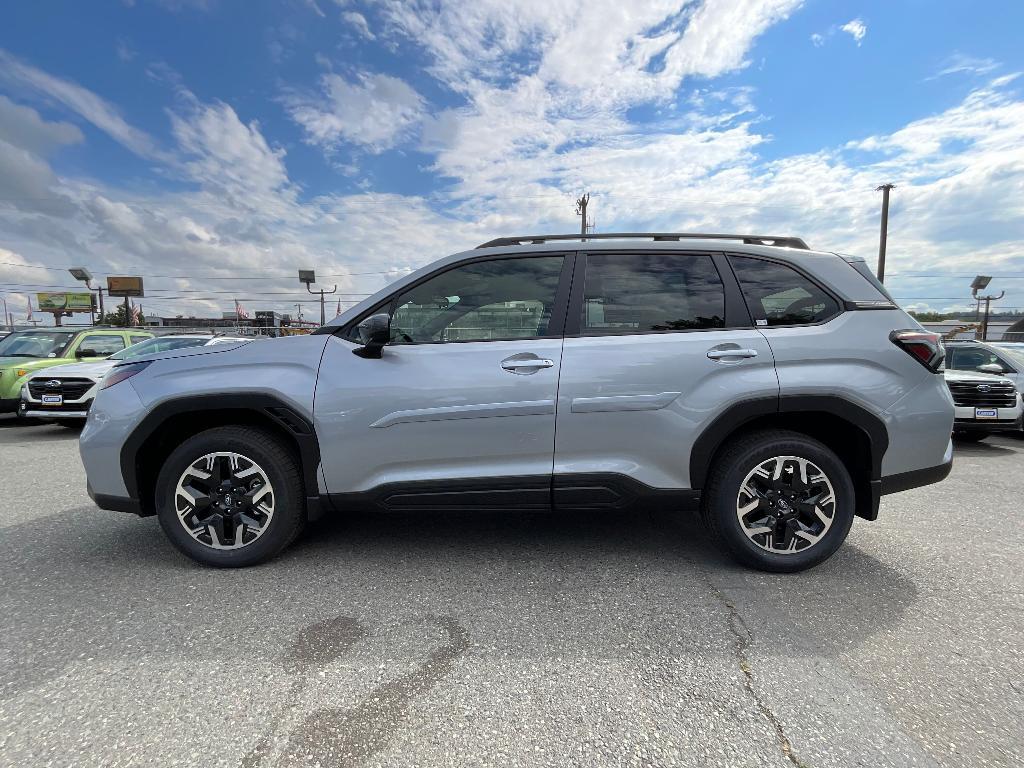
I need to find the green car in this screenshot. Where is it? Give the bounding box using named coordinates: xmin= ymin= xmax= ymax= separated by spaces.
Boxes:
xmin=0 ymin=328 xmax=153 ymax=413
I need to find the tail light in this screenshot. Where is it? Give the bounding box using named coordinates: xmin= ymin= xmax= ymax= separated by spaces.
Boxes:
xmin=890 ymin=330 xmax=944 ymax=372
xmin=100 ymin=360 xmax=152 ymax=390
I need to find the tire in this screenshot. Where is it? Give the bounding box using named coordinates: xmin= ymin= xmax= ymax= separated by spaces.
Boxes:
xmin=155 ymin=426 xmax=306 ymax=567
xmin=701 ymin=429 xmax=856 ymax=573
xmin=952 ymin=431 xmax=987 ymax=443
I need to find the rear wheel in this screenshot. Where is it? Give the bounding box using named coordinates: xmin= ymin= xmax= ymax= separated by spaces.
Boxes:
xmin=701 ymin=430 xmax=855 ymax=573
xmin=155 ymin=426 xmax=305 ymax=567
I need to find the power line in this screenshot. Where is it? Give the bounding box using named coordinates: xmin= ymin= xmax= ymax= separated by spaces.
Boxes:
xmin=0 ymin=262 xmax=415 ymax=280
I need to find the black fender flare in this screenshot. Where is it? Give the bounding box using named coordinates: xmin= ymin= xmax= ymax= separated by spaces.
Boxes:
xmin=688 ymin=395 xmax=889 ymax=489
xmin=120 ymin=393 xmax=321 ymax=505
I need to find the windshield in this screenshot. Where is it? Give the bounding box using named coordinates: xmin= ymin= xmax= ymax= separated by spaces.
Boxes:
xmin=0 ymin=331 xmax=77 ymax=359
xmin=109 ymin=336 xmax=209 ymax=361
xmin=993 ymin=344 xmax=1024 ymax=368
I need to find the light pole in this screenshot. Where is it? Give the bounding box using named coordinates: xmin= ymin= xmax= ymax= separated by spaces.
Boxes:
xmin=971 ymin=276 xmax=1004 ymax=341
xmin=1 ymin=295 xmax=10 ymax=330
xmin=69 ymin=267 xmax=104 ymax=325
xmin=298 ymin=270 xmax=336 ymax=327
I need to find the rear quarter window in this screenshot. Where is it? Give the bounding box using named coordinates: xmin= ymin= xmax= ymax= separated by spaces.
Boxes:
xmin=729 ymin=256 xmax=840 ymax=326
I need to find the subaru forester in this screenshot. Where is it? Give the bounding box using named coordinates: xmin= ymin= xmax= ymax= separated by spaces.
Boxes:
xmin=80 ymin=233 xmax=955 ymax=572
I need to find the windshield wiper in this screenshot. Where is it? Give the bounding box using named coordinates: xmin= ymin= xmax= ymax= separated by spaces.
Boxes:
xmin=4 ymin=353 xmax=44 ymax=358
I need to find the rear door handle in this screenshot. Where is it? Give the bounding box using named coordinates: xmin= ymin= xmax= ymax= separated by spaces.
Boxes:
xmin=501 ymin=356 xmax=555 ymax=374
xmin=707 ymin=348 xmax=759 ymax=360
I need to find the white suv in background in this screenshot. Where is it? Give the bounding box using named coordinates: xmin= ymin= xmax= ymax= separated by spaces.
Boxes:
xmin=942 ymin=368 xmax=1022 ymax=442
xmin=944 ymin=340 xmax=1024 ymax=437
xmin=20 ymin=334 xmax=251 ymax=423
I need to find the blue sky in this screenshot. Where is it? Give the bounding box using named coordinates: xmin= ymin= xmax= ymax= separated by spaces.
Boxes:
xmin=1 ymin=0 xmax=1023 ymax=321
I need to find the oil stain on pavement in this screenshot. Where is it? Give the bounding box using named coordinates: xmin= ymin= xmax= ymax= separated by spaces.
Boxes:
xmin=241 ymin=615 xmax=469 ymax=768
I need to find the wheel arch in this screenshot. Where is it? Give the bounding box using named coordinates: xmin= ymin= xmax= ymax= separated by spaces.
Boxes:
xmin=121 ymin=394 xmax=321 ymax=517
xmin=689 ymin=396 xmax=889 ymax=521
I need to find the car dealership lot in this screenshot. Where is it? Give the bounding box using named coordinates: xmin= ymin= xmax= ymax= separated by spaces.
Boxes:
xmin=1 ymin=417 xmax=1021 ymax=768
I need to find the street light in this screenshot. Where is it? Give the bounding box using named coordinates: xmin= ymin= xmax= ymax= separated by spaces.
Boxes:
xmin=298 ymin=269 xmax=336 ymax=327
xmin=971 ymin=275 xmax=1003 ymax=341
xmin=69 ymin=266 xmax=104 ymax=325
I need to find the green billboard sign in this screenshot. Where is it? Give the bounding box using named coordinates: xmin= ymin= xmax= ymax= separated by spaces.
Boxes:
xmin=36 ymin=292 xmax=95 ymax=312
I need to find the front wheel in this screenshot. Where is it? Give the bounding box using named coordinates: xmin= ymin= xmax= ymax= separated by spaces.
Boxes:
xmin=701 ymin=430 xmax=855 ymax=573
xmin=154 ymin=426 xmax=306 ymax=567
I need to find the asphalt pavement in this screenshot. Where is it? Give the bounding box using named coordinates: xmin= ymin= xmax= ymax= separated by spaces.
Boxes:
xmin=1 ymin=415 xmax=1021 ymax=767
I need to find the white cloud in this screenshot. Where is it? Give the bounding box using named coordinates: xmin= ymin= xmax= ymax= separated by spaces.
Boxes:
xmin=0 ymin=48 xmax=165 ymax=161
xmin=4 ymin=16 xmax=1024 ymax=321
xmin=811 ymin=18 xmax=867 ymax=48
xmin=0 ymin=95 xmax=83 ymax=155
xmin=342 ymin=10 xmax=375 ymax=40
xmin=115 ymin=38 xmax=137 ymax=62
xmin=380 ymin=0 xmax=802 ymax=106
xmin=931 ymin=53 xmax=999 ymax=80
xmin=286 ymin=71 xmax=425 ymax=153
xmin=840 ymin=18 xmax=867 ymax=45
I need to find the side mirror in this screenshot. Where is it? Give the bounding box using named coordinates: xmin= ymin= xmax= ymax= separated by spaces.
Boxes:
xmin=352 ymin=313 xmax=391 ymax=359
xmin=76 ymin=347 xmax=98 ymax=358
xmin=977 ymin=363 xmax=1005 ymax=375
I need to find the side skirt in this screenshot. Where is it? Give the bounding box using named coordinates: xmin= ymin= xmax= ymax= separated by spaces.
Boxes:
xmin=326 ymin=474 xmax=701 ymax=514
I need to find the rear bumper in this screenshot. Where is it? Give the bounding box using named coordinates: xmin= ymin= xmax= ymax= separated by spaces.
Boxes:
xmin=87 ymin=481 xmax=144 ymax=516
xmin=880 ymin=453 xmax=953 ymax=496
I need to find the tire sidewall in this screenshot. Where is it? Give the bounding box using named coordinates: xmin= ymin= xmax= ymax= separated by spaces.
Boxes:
xmin=155 ymin=428 xmax=303 ymax=567
xmin=709 ymin=435 xmax=855 ymax=572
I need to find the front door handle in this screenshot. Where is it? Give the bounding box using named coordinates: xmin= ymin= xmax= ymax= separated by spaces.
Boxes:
xmin=707 ymin=348 xmax=759 ymax=360
xmin=501 ymin=355 xmax=555 ymax=374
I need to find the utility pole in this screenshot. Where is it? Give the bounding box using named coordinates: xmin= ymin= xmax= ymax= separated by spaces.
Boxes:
xmin=575 ymin=193 xmax=591 ymax=240
xmin=875 ymin=183 xmax=896 ymax=282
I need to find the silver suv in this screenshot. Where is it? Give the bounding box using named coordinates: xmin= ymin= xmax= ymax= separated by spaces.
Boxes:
xmin=80 ymin=233 xmax=955 ymax=572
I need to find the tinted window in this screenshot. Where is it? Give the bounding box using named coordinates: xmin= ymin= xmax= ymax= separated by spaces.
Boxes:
xmin=77 ymin=335 xmax=126 ymax=356
xmin=111 ymin=337 xmax=209 ymax=360
xmin=581 ymin=254 xmax=725 ymax=335
xmin=388 ymin=256 xmax=564 ymax=343
xmin=730 ymin=256 xmax=840 ymax=326
xmin=130 ymin=335 xmax=150 ymax=346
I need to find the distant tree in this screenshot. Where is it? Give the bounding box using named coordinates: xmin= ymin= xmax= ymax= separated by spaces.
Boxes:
xmin=100 ymin=305 xmax=146 ymax=326
xmin=908 ymin=311 xmax=946 ymax=322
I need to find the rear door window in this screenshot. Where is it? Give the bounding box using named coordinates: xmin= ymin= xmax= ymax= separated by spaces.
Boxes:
xmin=580 ymin=253 xmax=725 ymax=335
xmin=729 ymin=256 xmax=840 ymax=326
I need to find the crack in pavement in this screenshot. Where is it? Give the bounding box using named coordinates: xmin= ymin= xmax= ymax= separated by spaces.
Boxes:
xmin=696 ymin=567 xmax=808 ymax=768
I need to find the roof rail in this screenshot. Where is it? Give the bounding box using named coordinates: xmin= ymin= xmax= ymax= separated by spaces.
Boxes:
xmin=476 ymin=232 xmax=810 ymax=250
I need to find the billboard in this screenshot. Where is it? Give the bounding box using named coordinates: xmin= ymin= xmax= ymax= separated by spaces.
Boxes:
xmin=36 ymin=292 xmax=95 ymax=312
xmin=107 ymin=276 xmax=145 ymax=297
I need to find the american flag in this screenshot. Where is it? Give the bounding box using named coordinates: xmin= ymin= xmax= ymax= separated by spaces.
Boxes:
xmin=234 ymin=299 xmax=250 ymax=320
xmin=129 ymin=301 xmax=141 ymax=326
